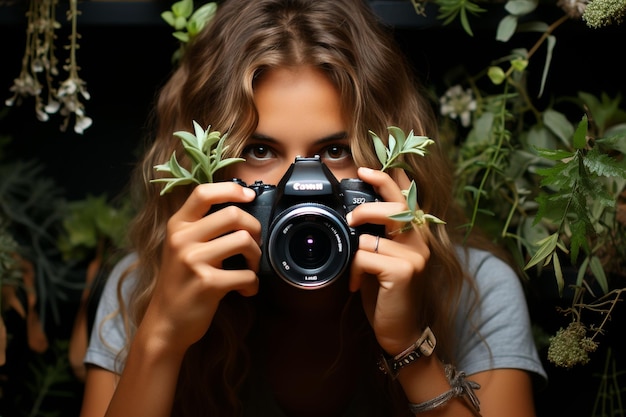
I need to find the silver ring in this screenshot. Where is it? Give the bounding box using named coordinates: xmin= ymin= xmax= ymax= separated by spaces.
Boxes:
xmin=374 ymin=235 xmax=380 ymax=253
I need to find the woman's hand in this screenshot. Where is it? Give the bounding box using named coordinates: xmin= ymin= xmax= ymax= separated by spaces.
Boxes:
xmin=347 ymin=167 xmax=430 ymax=356
xmin=140 ymin=182 xmax=262 ymax=355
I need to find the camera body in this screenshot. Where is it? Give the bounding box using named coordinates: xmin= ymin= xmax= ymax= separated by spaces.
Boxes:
xmin=223 ymin=155 xmax=384 ymax=289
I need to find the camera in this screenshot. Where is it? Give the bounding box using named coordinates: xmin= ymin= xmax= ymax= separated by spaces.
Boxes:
xmin=221 ymin=155 xmax=384 ymax=289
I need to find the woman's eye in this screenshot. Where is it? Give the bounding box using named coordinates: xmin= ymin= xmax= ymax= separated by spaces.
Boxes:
xmin=321 ymin=144 xmax=351 ymax=161
xmin=242 ymin=144 xmax=274 ymax=160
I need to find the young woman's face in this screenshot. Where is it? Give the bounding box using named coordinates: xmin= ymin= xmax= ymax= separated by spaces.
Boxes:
xmin=231 ymin=66 xmax=358 ymax=185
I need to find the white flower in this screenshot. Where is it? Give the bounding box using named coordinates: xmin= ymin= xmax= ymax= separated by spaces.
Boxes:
xmin=74 ymin=115 xmax=93 ymax=134
xmin=439 ymin=85 xmax=477 ymax=127
xmin=57 ymin=78 xmax=78 ymax=97
xmin=45 ymin=99 xmax=60 ymax=114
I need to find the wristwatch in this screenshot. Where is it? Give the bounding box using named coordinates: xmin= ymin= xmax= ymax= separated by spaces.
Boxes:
xmin=378 ymin=326 xmax=437 ymax=379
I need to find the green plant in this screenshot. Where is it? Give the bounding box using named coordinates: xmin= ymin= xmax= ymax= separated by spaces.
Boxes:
xmin=57 ymin=194 xmax=133 ymax=263
xmin=428 ymin=0 xmax=626 ymax=371
xmin=592 ymin=347 xmax=626 ymax=417
xmin=370 ymin=127 xmax=446 ymax=227
xmin=18 ymin=340 xmax=79 ymax=417
xmin=151 ymin=121 xmax=245 ymax=194
xmin=161 ymin=0 xmax=218 ymax=63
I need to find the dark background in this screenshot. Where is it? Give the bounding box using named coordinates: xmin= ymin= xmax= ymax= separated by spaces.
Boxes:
xmin=1 ymin=1 xmax=625 ymax=415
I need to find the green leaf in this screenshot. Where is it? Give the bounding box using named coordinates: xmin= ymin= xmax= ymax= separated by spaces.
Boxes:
xmin=568 ymin=215 xmax=590 ymax=264
xmin=538 ymin=34 xmax=555 ymax=98
xmin=161 ymin=11 xmax=176 ymax=26
xmin=174 ymin=15 xmax=188 ymax=31
xmin=588 ymin=255 xmax=609 ymax=293
xmin=171 ymin=0 xmax=193 ymax=19
xmin=504 ymin=0 xmax=538 ymax=16
xmin=596 ymin=132 xmax=626 ymax=153
xmin=173 ymin=32 xmax=190 ymax=43
xmin=543 ymin=109 xmax=574 ymax=147
xmin=584 ymin=147 xmax=626 ymax=178
xmin=552 ymin=252 xmax=564 ymax=295
xmin=534 ymin=147 xmax=574 ymax=161
xmin=525 ymin=232 xmax=558 ymax=270
xmin=407 ymin=181 xmax=418 ymax=213
xmin=388 ymin=211 xmax=415 ymax=222
xmin=370 ymin=130 xmax=388 ymax=167
xmin=496 ymin=15 xmax=518 ymax=42
xmin=188 ymin=2 xmax=217 ymax=37
xmin=572 ymin=115 xmax=588 ymax=150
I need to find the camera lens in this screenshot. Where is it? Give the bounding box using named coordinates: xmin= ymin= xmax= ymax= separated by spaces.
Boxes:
xmin=268 ymin=204 xmax=352 ymax=289
xmin=289 ymin=228 xmax=332 ymax=270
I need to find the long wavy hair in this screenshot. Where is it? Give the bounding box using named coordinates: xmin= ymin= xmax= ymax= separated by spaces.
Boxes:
xmin=116 ymin=0 xmax=485 ymax=415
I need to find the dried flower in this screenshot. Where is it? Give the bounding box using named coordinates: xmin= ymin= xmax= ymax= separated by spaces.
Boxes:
xmin=439 ymin=85 xmax=477 ymax=127
xmin=547 ymin=321 xmax=598 ymax=368
xmin=5 ymin=0 xmax=91 ymax=134
xmin=583 ymin=0 xmax=626 ymax=27
xmin=558 ymin=0 xmax=589 ymax=19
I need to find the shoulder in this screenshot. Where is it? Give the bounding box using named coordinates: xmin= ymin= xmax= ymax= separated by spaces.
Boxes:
xmin=454 ymin=247 xmax=548 ymax=383
xmin=458 ymin=247 xmax=523 ymax=298
xmin=103 ymin=252 xmax=139 ymax=296
xmin=84 ymin=252 xmax=138 ymax=372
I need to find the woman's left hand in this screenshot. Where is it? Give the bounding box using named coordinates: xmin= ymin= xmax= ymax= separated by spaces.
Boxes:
xmin=347 ymin=167 xmax=430 ymax=356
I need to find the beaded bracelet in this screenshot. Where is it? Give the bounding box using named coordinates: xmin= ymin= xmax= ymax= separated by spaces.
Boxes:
xmin=408 ymin=364 xmax=481 ymax=414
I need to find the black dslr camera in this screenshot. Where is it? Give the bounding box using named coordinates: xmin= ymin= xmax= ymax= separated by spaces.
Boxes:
xmin=223 ymin=155 xmax=384 ymax=289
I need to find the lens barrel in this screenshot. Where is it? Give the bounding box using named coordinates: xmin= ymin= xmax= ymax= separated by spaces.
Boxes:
xmin=267 ymin=204 xmax=352 ymax=289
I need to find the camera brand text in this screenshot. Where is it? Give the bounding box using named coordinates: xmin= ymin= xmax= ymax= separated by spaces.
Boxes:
xmin=292 ymin=182 xmax=324 ymax=191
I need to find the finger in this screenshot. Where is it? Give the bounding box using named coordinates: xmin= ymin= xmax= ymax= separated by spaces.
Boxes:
xmin=219 ymin=269 xmax=260 ymax=297
xmin=347 ymin=200 xmax=407 ymax=231
xmin=348 ymin=234 xmax=429 ymax=292
xmin=185 ymin=229 xmax=262 ymax=272
xmin=190 ymin=262 xmax=260 ymax=299
xmin=174 ymin=204 xmax=263 ymax=246
xmin=349 ymin=247 xmax=421 ymax=350
xmin=393 ymin=169 xmax=414 ymax=193
xmin=172 ymin=182 xmax=257 ymax=223
xmin=356 ymin=167 xmax=405 ymax=203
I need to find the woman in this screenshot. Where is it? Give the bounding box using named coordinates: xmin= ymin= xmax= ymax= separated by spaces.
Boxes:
xmin=80 ymin=0 xmax=546 ymax=416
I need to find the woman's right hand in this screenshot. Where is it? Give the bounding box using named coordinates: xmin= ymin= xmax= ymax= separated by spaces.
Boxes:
xmin=139 ymin=182 xmax=262 ymax=355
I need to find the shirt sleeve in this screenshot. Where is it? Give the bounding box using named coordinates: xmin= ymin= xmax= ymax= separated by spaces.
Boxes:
xmin=83 ymin=253 xmax=137 ymax=374
xmin=454 ymin=248 xmax=548 ymax=385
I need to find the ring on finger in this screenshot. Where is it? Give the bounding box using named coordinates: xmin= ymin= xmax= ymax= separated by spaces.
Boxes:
xmin=374 ymin=235 xmax=380 ymax=253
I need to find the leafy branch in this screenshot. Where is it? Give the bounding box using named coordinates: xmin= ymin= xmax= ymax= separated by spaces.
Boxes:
xmin=388 ymin=180 xmax=446 ymax=228
xmin=525 ymin=115 xmax=626 ymax=295
xmin=370 ymin=126 xmax=434 ymax=172
xmin=434 ymin=0 xmax=487 ymax=36
xmin=370 ymin=126 xmax=445 ymax=227
xmin=151 ymin=121 xmax=245 ymax=195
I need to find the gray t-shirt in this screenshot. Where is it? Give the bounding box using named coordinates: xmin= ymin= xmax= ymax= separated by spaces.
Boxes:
xmin=85 ymin=248 xmax=547 ymax=410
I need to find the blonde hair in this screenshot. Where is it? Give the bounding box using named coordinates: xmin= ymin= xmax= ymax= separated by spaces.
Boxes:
xmin=117 ymin=0 xmax=481 ymax=415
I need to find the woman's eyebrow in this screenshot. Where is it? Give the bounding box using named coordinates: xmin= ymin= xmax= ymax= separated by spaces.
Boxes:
xmin=250 ymin=131 xmax=348 ymax=143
